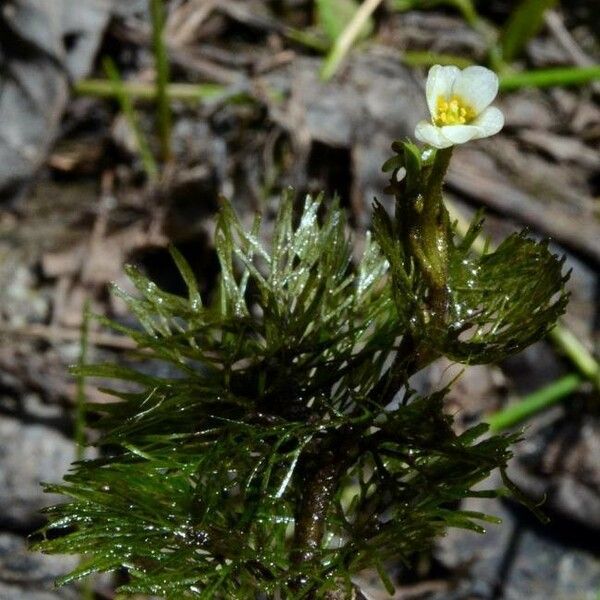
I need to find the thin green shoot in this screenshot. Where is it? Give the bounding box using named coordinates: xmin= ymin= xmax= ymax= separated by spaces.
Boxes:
xmin=499 ymin=65 xmax=600 ymax=90
xmin=74 ymin=79 xmax=231 ymax=103
xmin=488 ymin=373 xmax=582 ymax=432
xmin=390 ymin=0 xmax=477 ymax=24
xmin=285 ymin=27 xmax=331 ymax=52
xmin=102 ymin=58 xmax=159 ymax=181
xmin=316 ymin=0 xmax=374 ymax=44
xmin=448 ymin=0 xmax=479 ymax=28
xmin=320 ymin=0 xmax=384 ymax=80
xmin=150 ymin=0 xmax=172 ymax=163
xmin=390 ymin=0 xmax=498 ymax=64
xmin=500 ymin=0 xmax=558 ymax=63
xmin=77 ymin=63 xmax=600 ymax=121
xmin=549 ymin=326 xmax=600 ymax=388
xmin=402 ymin=62 xmax=600 ymax=91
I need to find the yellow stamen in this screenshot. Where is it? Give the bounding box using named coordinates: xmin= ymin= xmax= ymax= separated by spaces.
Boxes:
xmin=434 ymin=94 xmax=476 ymax=126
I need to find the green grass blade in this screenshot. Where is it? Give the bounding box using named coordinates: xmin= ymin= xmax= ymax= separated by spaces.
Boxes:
xmin=549 ymin=325 xmax=600 ymax=387
xmin=499 ymin=65 xmax=600 ymax=90
xmin=316 ymin=0 xmax=373 ymax=43
xmin=488 ymin=373 xmax=582 ymax=432
xmin=285 ymin=27 xmax=331 ymax=52
xmin=500 ymin=0 xmax=558 ymax=62
xmin=390 ymin=0 xmax=479 ymax=28
xmin=102 ymin=58 xmax=159 ymax=181
xmin=74 ymin=79 xmax=231 ymax=102
xmin=321 ymin=0 xmax=384 ymax=80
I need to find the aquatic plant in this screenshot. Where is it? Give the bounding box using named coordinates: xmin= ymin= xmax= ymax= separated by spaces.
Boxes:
xmin=34 ymin=65 xmax=568 ymax=599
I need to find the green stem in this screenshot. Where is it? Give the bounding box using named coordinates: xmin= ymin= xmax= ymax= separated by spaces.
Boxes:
xmin=423 ymin=148 xmax=453 ymax=226
xmin=291 ymin=434 xmax=356 ymax=595
xmin=74 ymin=79 xmax=229 ymax=102
xmin=320 ymin=0 xmax=384 ymax=80
xmin=292 ymin=461 xmax=342 ymax=565
xmin=414 ymin=147 xmax=453 ymax=317
xmin=488 ymin=373 xmax=582 ymax=432
xmin=549 ymin=326 xmax=600 ymax=387
xmin=150 ymin=0 xmax=172 ymax=162
xmin=102 ymin=58 xmax=159 ymax=181
xmin=499 ymin=65 xmax=600 ymax=90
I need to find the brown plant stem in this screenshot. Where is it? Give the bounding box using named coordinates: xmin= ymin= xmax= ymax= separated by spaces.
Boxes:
xmin=291 ymin=435 xmax=357 ymax=597
xmin=291 ymin=146 xmax=455 ymax=597
xmin=292 ymin=460 xmax=344 ymax=565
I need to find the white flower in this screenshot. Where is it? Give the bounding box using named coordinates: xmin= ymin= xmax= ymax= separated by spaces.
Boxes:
xmin=415 ymin=65 xmax=504 ymax=149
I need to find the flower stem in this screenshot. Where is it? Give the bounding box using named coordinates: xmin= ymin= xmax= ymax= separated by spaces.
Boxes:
xmin=413 ymin=147 xmax=453 ymax=318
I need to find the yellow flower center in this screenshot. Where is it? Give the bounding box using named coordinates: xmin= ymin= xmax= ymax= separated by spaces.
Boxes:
xmin=434 ymin=94 xmax=476 ymax=126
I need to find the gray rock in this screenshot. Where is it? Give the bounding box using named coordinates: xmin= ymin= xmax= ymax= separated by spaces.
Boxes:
xmin=0 ymin=533 xmax=78 ymax=599
xmin=509 ymin=417 xmax=600 ymax=530
xmin=0 ymin=585 xmax=75 ymax=600
xmin=504 ymin=528 xmax=600 ymax=600
xmin=0 ymin=533 xmax=78 ymax=585
xmin=436 ymin=484 xmax=517 ymax=597
xmin=436 ymin=473 xmax=600 ymax=599
xmin=59 ymin=0 xmax=113 ymax=81
xmin=109 ymin=0 xmax=147 ymax=18
xmin=0 ymin=415 xmax=76 ymax=529
xmin=0 ymin=0 xmax=111 ymax=199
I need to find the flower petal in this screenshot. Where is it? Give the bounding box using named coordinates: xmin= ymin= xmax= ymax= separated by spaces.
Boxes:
xmin=415 ymin=121 xmax=453 ymax=149
xmin=452 ymin=66 xmax=499 ymax=114
xmin=439 ymin=107 xmax=504 ymax=145
xmin=439 ymin=124 xmax=481 ymax=144
xmin=425 ymin=65 xmax=460 ymax=118
xmin=471 ymin=106 xmax=504 ymax=137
